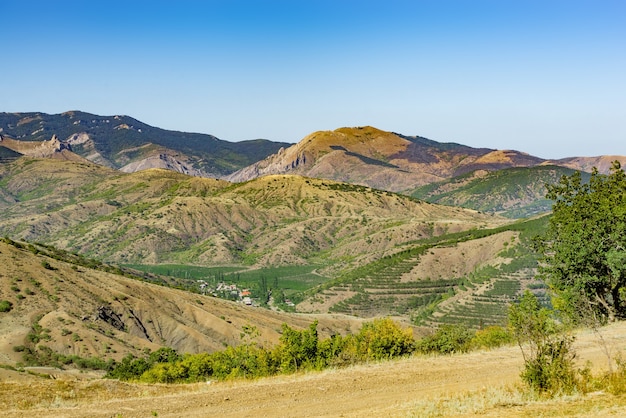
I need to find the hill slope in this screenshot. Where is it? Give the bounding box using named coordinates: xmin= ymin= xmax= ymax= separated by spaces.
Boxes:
xmin=0 ymin=239 xmax=363 ymax=366
xmin=0 ymin=158 xmax=505 ymax=270
xmin=3 ymin=321 xmax=626 ymax=416
xmin=0 ymin=111 xmax=289 ymax=176
xmin=410 ymin=165 xmax=592 ymax=218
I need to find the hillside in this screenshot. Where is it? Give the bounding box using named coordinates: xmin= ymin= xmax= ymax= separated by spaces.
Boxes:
xmin=0 ymin=238 xmax=364 ymax=367
xmin=0 ymin=157 xmax=505 ymax=270
xmin=0 ymin=157 xmax=525 ymax=324
xmin=0 ymin=111 xmax=288 ymax=176
xmin=226 ymin=126 xmax=549 ymax=191
xmin=410 ymin=165 xmax=592 ymax=218
xmin=296 ymin=215 xmax=547 ymax=327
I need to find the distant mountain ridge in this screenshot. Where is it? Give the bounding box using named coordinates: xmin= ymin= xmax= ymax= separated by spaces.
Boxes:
xmin=226 ymin=125 xmax=613 ymax=193
xmin=2 ymin=112 xmax=625 ymax=216
xmin=0 ymin=111 xmax=289 ymax=176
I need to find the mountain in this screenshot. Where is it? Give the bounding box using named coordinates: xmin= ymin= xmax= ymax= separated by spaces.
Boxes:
xmin=409 ymin=165 xmax=592 ymax=218
xmin=0 ymin=111 xmax=289 ymax=176
xmin=226 ymin=126 xmax=547 ymax=192
xmin=553 ymin=155 xmax=626 ymax=174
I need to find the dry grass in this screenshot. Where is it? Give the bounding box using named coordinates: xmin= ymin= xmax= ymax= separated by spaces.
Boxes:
xmin=407 ymin=385 xmax=626 ymax=417
xmin=0 ymin=375 xmax=204 ymax=411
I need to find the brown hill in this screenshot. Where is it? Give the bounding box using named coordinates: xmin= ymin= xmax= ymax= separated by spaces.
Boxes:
xmin=0 ymin=239 xmax=364 ymax=367
xmin=550 ymin=155 xmax=626 ymax=173
xmin=0 ymin=157 xmax=505 ymax=269
xmin=226 ymin=126 xmax=547 ymax=192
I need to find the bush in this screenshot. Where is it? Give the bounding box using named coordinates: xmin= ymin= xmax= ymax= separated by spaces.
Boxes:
xmin=347 ymin=318 xmax=415 ymax=361
xmin=472 ymin=325 xmax=514 ymax=349
xmin=509 ymin=291 xmax=580 ymax=396
xmin=0 ymin=300 xmax=13 ymax=312
xmin=416 ymin=324 xmax=475 ymax=355
xmin=276 ymin=321 xmax=319 ymax=372
xmin=520 ymin=337 xmax=579 ymax=395
xmin=108 ymin=318 xmax=417 ymax=383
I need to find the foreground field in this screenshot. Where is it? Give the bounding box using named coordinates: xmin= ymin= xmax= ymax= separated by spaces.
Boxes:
xmin=2 ymin=322 xmax=626 ymax=417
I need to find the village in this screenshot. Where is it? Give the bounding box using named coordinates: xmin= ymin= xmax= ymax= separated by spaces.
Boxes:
xmin=196 ymin=280 xmax=295 ymax=308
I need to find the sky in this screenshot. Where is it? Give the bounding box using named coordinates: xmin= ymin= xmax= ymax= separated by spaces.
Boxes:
xmin=1 ymin=1 xmax=625 ymax=159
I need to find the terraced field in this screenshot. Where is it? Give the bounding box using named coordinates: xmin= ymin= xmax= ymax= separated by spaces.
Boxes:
xmin=299 ymin=217 xmax=548 ymax=327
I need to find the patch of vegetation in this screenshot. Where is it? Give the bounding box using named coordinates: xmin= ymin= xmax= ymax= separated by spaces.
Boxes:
xmin=416 ymin=324 xmax=476 ymax=354
xmin=107 ymin=319 xmax=416 ymax=382
xmin=106 ymin=318 xmax=513 ymax=384
xmin=0 ymin=300 xmax=13 ymax=312
xmin=17 ymin=345 xmax=114 ymax=371
xmin=410 ymin=166 xmax=590 ymax=218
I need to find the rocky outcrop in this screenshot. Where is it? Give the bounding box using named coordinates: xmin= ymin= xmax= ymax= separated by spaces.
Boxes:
xmin=95 ymin=305 xmax=126 ymax=331
xmin=120 ymin=153 xmax=206 ymax=177
xmin=0 ymin=135 xmax=72 ymax=158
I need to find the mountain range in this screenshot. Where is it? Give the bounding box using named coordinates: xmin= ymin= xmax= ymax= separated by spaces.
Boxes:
xmin=3 ymin=112 xmax=624 ymax=218
xmin=0 ymin=111 xmax=289 ymax=177
xmin=0 ymin=112 xmax=626 ymax=334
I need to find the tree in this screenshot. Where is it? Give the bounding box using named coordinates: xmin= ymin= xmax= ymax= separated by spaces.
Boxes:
xmin=536 ymin=161 xmax=626 ymax=322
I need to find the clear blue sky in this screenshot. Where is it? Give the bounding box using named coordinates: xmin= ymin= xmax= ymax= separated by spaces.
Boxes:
xmin=2 ymin=1 xmax=625 ymax=159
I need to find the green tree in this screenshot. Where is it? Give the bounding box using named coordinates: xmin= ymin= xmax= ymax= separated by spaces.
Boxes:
xmin=537 ymin=161 xmax=626 ymax=322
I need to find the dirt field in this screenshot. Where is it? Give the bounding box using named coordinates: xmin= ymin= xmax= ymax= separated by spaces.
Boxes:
xmin=3 ymin=322 xmax=626 ymax=417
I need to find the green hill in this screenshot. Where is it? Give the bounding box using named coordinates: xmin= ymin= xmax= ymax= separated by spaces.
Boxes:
xmin=409 ymin=165 xmax=590 ymax=218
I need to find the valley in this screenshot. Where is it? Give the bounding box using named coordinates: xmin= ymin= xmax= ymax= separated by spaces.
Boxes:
xmin=2 ymin=113 xmax=626 ymax=416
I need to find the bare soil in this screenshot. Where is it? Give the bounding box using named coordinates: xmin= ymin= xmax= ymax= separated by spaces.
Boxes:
xmin=2 ymin=322 xmax=626 ymax=417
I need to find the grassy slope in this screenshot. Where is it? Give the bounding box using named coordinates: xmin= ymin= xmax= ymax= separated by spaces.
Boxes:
xmin=410 ymin=165 xmax=590 ymax=218
xmin=0 ymin=158 xmax=504 ymax=269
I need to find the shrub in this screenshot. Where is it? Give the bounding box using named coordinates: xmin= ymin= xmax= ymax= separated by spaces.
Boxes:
xmin=472 ymin=325 xmax=514 ymax=349
xmin=276 ymin=321 xmax=319 ymax=372
xmin=416 ymin=324 xmax=475 ymax=355
xmin=350 ymin=318 xmax=415 ymax=361
xmin=520 ymin=336 xmax=579 ymax=395
xmin=509 ymin=291 xmax=580 ymax=396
